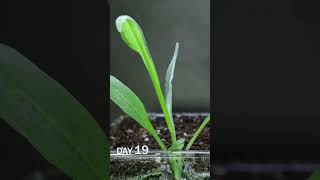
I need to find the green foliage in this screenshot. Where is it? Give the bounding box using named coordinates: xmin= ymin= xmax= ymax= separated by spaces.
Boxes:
xmin=111 ymin=15 xmax=211 ymax=179
xmin=186 ymin=115 xmax=211 ymax=150
xmin=0 ymin=44 xmax=107 ymax=180
xmin=116 ymin=15 xmax=176 ymax=143
xmin=111 ymin=15 xmax=210 ymax=151
xmin=110 ymin=75 xmax=166 ymax=150
xmin=169 ymin=138 xmax=185 ymax=151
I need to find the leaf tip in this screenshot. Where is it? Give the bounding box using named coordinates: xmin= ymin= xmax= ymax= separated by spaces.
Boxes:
xmin=175 ymin=42 xmax=179 ymax=49
xmin=115 ymin=15 xmax=134 ymax=33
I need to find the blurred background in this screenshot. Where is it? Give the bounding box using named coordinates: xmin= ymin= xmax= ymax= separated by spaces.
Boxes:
xmin=110 ymin=0 xmax=210 ymax=120
xmin=0 ymin=0 xmax=107 ymax=179
xmin=214 ymin=0 xmax=320 ymax=161
xmin=214 ymin=0 xmax=320 ymax=179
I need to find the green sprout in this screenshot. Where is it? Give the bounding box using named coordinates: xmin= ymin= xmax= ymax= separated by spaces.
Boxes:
xmin=110 ymin=15 xmax=210 ymax=179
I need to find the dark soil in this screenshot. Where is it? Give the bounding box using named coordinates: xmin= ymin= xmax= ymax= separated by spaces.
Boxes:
xmin=110 ymin=113 xmax=210 ymax=150
xmin=111 ymin=156 xmax=210 ymax=179
xmin=110 ymin=159 xmax=159 ymax=177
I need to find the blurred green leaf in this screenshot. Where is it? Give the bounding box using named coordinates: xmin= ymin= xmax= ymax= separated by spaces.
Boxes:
xmin=0 ymin=44 xmax=107 ymax=180
xmin=309 ymin=170 xmax=320 ymax=180
xmin=110 ymin=75 xmax=166 ymax=150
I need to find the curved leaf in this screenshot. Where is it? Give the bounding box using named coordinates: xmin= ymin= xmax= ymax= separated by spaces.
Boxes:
xmin=110 ymin=75 xmax=166 ymax=150
xmin=0 ymin=44 xmax=107 ymax=180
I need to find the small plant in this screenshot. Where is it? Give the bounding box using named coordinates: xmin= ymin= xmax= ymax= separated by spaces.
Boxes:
xmin=110 ymin=15 xmax=210 ymax=179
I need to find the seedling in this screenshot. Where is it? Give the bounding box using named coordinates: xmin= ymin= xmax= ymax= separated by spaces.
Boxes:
xmin=110 ymin=15 xmax=210 ymax=179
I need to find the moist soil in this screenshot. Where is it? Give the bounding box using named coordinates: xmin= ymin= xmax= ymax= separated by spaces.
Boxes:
xmin=110 ymin=113 xmax=210 ymax=150
xmin=110 ymin=113 xmax=210 ymax=179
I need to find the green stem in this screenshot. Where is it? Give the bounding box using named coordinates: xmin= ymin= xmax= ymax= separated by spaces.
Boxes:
xmin=151 ymin=131 xmax=167 ymax=150
xmin=171 ymin=159 xmax=181 ymax=180
xmin=140 ymin=49 xmax=177 ymax=143
xmin=185 ymin=115 xmax=210 ymax=150
xmin=169 ymin=153 xmax=183 ymax=180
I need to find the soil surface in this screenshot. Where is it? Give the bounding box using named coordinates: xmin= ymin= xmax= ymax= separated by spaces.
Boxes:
xmin=110 ymin=159 xmax=160 ymax=178
xmin=110 ymin=114 xmax=210 ymax=150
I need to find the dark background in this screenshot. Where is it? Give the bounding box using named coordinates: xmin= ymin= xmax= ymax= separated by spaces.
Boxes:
xmin=214 ymin=0 xmax=320 ymax=162
xmin=0 ymin=0 xmax=108 ymax=179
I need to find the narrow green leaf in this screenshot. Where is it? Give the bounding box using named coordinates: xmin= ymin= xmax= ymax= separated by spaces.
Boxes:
xmin=165 ymin=42 xmax=179 ymax=122
xmin=0 ymin=44 xmax=107 ymax=180
xmin=110 ymin=75 xmax=166 ymax=150
xmin=116 ymin=15 xmax=176 ymax=143
xmin=169 ymin=138 xmax=185 ymax=151
xmin=185 ymin=115 xmax=210 ymax=150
